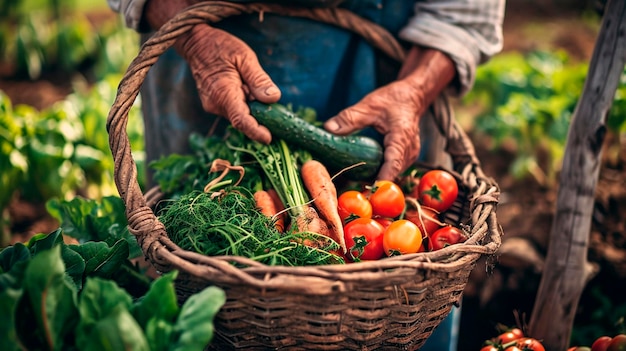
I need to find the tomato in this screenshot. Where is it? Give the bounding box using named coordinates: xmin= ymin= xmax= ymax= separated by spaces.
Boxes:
xmin=374 ymin=217 xmax=393 ymax=230
xmin=343 ymin=218 xmax=385 ymax=261
xmin=367 ymin=180 xmax=405 ymax=218
xmin=496 ymin=328 xmax=525 ymax=344
xmin=382 ymin=219 xmax=422 ymax=256
xmin=481 ymin=345 xmax=500 ymax=351
xmin=417 ymin=170 xmax=459 ymax=212
xmin=506 ymin=338 xmax=545 ymax=351
xmin=429 ymin=225 xmax=467 ymax=251
xmin=592 ymin=336 xmax=613 ymax=351
xmin=338 ymin=190 xmax=372 ymax=224
xmin=607 ymin=334 xmax=626 ymax=351
xmin=404 ymin=206 xmax=442 ymax=237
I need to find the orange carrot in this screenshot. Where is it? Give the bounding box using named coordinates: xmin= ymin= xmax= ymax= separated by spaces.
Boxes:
xmin=300 ymin=159 xmax=346 ymax=253
xmin=292 ymin=205 xmax=330 ymax=248
xmin=266 ymin=188 xmax=286 ymax=232
xmin=254 ymin=190 xmax=284 ymax=232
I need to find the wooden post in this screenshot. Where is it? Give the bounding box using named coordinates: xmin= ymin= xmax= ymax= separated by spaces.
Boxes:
xmin=527 ymin=0 xmax=626 ymax=349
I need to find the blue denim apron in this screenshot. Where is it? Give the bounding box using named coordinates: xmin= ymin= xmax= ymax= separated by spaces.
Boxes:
xmin=139 ymin=1 xmax=459 ymax=349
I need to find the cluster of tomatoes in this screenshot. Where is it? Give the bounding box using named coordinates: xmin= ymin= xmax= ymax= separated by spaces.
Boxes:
xmin=481 ymin=328 xmax=626 ymax=351
xmin=338 ymin=169 xmax=466 ymax=262
xmin=481 ymin=328 xmax=545 ymax=351
xmin=568 ymin=334 xmax=626 ymax=351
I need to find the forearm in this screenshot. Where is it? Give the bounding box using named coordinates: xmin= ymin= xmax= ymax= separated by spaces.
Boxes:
xmin=397 ymin=45 xmax=457 ymax=108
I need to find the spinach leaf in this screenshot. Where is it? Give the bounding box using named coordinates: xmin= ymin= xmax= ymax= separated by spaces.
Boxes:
xmin=22 ymin=245 xmax=79 ymax=351
xmin=170 ymin=285 xmax=226 ymax=351
xmin=0 ymin=287 xmax=22 ymax=351
xmin=76 ymin=278 xmax=149 ymax=351
xmin=46 ymin=196 xmax=142 ymax=259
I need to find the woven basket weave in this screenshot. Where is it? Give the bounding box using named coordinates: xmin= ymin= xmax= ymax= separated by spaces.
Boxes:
xmin=106 ymin=2 xmax=502 ymax=350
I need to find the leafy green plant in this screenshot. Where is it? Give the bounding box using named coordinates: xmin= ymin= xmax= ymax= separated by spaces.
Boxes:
xmin=462 ymin=50 xmax=626 ymax=187
xmin=0 ymin=75 xmax=144 ymax=240
xmin=0 ymin=0 xmax=137 ymax=80
xmin=0 ymin=230 xmax=226 ymax=351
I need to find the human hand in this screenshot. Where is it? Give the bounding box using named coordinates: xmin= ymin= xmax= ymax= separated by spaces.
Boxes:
xmin=323 ymin=81 xmax=425 ymax=181
xmin=176 ymin=24 xmax=281 ymax=144
xmin=323 ymin=46 xmax=456 ymax=180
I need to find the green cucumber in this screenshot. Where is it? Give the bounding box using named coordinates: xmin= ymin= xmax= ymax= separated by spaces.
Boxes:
xmin=249 ymin=101 xmax=383 ymax=180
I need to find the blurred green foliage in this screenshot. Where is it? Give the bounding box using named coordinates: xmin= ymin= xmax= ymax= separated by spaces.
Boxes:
xmin=0 ymin=0 xmax=136 ymax=80
xmin=463 ymin=50 xmax=626 ymax=187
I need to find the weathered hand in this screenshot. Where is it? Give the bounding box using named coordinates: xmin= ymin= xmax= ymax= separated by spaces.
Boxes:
xmin=176 ymin=24 xmax=281 ymax=144
xmin=324 ymin=80 xmax=425 ymax=181
xmin=324 ymin=46 xmax=456 ymax=180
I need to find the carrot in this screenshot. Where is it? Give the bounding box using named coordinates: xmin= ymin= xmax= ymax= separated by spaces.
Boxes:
xmin=292 ymin=205 xmax=330 ymax=248
xmin=266 ymin=188 xmax=286 ymax=232
xmin=254 ymin=190 xmax=284 ymax=232
xmin=300 ymin=159 xmax=346 ymax=253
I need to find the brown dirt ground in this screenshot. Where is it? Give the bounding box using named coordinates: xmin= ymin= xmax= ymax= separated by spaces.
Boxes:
xmin=3 ymin=3 xmax=625 ymax=350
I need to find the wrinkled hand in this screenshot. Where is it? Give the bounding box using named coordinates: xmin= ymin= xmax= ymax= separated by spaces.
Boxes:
xmin=324 ymin=81 xmax=425 ymax=181
xmin=176 ymin=24 xmax=281 ymax=144
xmin=324 ymin=47 xmax=456 ymax=181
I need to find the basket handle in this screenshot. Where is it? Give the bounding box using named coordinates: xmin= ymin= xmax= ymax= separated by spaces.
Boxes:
xmin=106 ymin=1 xmax=482 ymax=247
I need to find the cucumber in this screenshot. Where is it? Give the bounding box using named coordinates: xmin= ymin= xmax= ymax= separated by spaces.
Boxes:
xmin=249 ymin=101 xmax=383 ymax=181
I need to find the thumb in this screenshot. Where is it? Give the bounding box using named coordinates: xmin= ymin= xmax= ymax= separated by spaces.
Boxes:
xmin=239 ymin=59 xmax=281 ymax=103
xmin=323 ymin=104 xmax=375 ymax=136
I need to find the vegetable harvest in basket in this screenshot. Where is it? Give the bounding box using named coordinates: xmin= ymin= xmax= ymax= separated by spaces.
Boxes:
xmin=151 ymin=103 xmax=467 ymax=267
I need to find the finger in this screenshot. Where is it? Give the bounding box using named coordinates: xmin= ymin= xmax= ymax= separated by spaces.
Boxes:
xmin=237 ymin=56 xmax=281 ymax=103
xmin=225 ymin=93 xmax=272 ymax=144
xmin=377 ymin=132 xmax=420 ymax=180
xmin=204 ymin=78 xmax=272 ymax=144
xmin=324 ymin=102 xmax=378 ymax=136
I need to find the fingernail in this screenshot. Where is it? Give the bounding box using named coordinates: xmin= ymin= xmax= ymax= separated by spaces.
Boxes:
xmin=325 ymin=120 xmax=339 ymax=132
xmin=265 ymin=86 xmax=279 ymax=96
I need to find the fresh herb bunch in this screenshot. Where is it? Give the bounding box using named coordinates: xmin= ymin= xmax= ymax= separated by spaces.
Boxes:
xmin=158 ymin=187 xmax=343 ymax=266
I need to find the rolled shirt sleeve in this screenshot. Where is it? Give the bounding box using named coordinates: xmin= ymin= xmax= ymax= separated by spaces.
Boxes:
xmin=107 ymin=0 xmax=148 ymax=31
xmin=399 ymin=0 xmax=505 ymax=96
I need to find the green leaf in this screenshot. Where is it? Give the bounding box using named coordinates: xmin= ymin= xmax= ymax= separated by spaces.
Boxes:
xmin=26 ymin=228 xmax=63 ymax=254
xmin=46 ymin=196 xmax=141 ymax=259
xmin=76 ymin=277 xmax=148 ymax=351
xmin=170 ymin=286 xmax=226 ymax=351
xmin=0 ymin=287 xmax=23 ymax=351
xmin=69 ymin=239 xmax=129 ymax=279
xmin=145 ymin=318 xmax=175 ymax=351
xmin=131 ymin=271 xmax=180 ymax=329
xmin=0 ymin=243 xmax=30 ymax=274
xmin=60 ymin=244 xmax=86 ymax=290
xmin=79 ymin=305 xmax=150 ymax=351
xmin=23 ymin=245 xmax=79 ymax=351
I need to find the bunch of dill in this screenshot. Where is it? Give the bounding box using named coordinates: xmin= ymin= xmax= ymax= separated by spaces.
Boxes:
xmin=158 ymin=187 xmax=344 ymax=266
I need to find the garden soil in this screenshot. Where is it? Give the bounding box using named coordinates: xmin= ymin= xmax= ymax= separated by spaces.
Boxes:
xmin=3 ymin=2 xmax=625 ymax=350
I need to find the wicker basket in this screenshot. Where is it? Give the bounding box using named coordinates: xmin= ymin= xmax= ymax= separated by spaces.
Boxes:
xmin=106 ymin=2 xmax=502 ymax=350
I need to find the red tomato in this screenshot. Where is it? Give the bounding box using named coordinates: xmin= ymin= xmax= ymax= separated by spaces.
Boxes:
xmin=382 ymin=219 xmax=422 ymax=256
xmin=506 ymin=338 xmax=545 ymax=351
xmin=481 ymin=346 xmax=500 ymax=351
xmin=367 ymin=180 xmax=405 ymax=218
xmin=374 ymin=217 xmax=393 ymax=230
xmin=404 ymin=206 xmax=442 ymax=237
xmin=592 ymin=336 xmax=613 ymax=351
xmin=417 ymin=170 xmax=459 ymax=212
xmin=607 ymin=334 xmax=626 ymax=351
xmin=496 ymin=328 xmax=525 ymax=344
xmin=429 ymin=225 xmax=467 ymax=251
xmin=343 ymin=218 xmax=385 ymax=262
xmin=338 ymin=190 xmax=372 ymax=224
